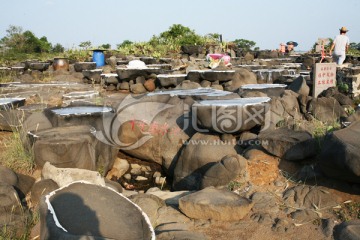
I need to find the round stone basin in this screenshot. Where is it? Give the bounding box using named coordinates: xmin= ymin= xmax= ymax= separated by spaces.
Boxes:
xmin=74 ymin=62 xmax=97 ymax=72
xmin=62 ymin=90 xmax=99 ymax=100
xmin=157 ymin=74 xmax=187 ymax=87
xmin=240 ymin=84 xmax=287 ymax=97
xmin=0 ymin=97 xmax=26 ymax=110
xmin=29 ymin=62 xmax=50 ymax=71
xmin=200 ymin=70 xmax=235 ymax=82
xmin=192 ymin=97 xmax=271 ymax=134
xmin=252 ymin=69 xmax=285 ymax=83
xmin=41 ymin=182 xmax=155 ymax=239
xmin=116 ymin=67 xmax=162 ymax=80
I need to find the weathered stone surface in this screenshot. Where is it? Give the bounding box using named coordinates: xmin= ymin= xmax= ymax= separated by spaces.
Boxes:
xmin=308 ymin=97 xmax=347 ymax=123
xmin=0 ymin=184 xmax=28 ymax=238
xmin=319 ymin=120 xmax=360 ymax=183
xmin=39 ymin=182 xmax=155 ymax=239
xmin=283 ymin=185 xmax=338 ymax=211
xmin=259 ymin=128 xmax=316 ymax=161
xmin=225 ymin=68 xmax=257 ymax=91
xmin=32 ymin=125 xmax=116 ymax=173
xmin=179 ymin=187 xmax=253 ymax=221
xmin=201 ymin=155 xmax=247 ymax=189
xmin=0 ymin=165 xmax=18 ymax=186
xmin=173 ymin=132 xmax=242 ymax=190
xmin=128 ymin=193 xmax=165 ymax=226
xmin=334 ymin=220 xmax=360 ymax=240
xmin=74 ymin=62 xmax=96 ymax=72
xmin=117 ymin=95 xmax=196 ymax=173
xmin=175 ymin=80 xmax=201 ymax=90
xmin=130 ymin=83 xmax=147 ymax=94
xmin=30 ymin=179 xmax=59 ymax=206
xmin=288 ymin=76 xmax=310 ymax=96
xmin=146 ymin=187 xmax=191 ymax=206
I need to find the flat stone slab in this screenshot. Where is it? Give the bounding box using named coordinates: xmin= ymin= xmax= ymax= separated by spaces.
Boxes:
xmin=240 ymin=84 xmax=287 ymax=97
xmin=179 ymin=187 xmax=254 ymax=221
xmin=29 ymin=62 xmax=50 ymax=71
xmin=192 ymin=97 xmax=271 ymax=133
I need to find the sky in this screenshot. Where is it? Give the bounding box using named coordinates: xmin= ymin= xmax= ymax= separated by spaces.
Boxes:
xmin=0 ymin=0 xmax=359 ymax=52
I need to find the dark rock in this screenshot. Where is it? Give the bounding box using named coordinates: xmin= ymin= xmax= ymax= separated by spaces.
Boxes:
xmin=130 ymin=83 xmax=147 ymax=94
xmin=321 ymin=218 xmax=335 ymax=237
xmin=334 ymin=219 xmax=360 ymax=240
xmin=181 ymin=45 xmax=204 ymax=55
xmin=136 ymin=76 xmax=146 ymax=84
xmin=179 ymin=187 xmax=253 ymax=221
xmin=175 ymin=80 xmax=201 ymax=90
xmin=15 ymin=173 xmax=36 ymax=200
xmin=0 ymin=165 xmax=18 ymax=186
xmin=39 ymin=182 xmax=155 ymax=239
xmin=319 ymin=120 xmax=360 ymax=183
xmin=173 ymin=132 xmax=242 ymax=191
xmin=259 ymin=128 xmax=316 ymax=161
xmin=0 ymin=184 xmax=28 ymax=238
xmin=283 ymin=185 xmax=338 ymax=211
xmin=308 ymin=97 xmax=347 ymax=123
xmin=128 ymin=193 xmax=165 ymax=226
xmin=30 ymin=179 xmax=59 ymax=206
xmin=288 ymin=76 xmax=310 ymax=96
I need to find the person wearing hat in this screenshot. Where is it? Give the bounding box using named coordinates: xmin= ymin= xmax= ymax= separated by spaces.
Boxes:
xmin=329 ymin=27 xmax=350 ymax=65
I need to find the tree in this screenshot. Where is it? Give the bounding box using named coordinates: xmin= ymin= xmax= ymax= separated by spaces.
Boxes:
xmin=152 ymin=24 xmax=204 ymax=46
xmin=79 ymin=41 xmax=92 ymax=49
xmin=0 ymin=25 xmax=25 ymax=51
xmin=117 ymin=40 xmax=133 ymax=49
xmin=52 ymin=43 xmax=65 ymax=53
xmin=99 ymin=43 xmax=111 ymax=49
xmin=232 ymin=39 xmax=256 ymax=51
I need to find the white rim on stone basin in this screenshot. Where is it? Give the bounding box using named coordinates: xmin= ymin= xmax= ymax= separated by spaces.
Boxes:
xmin=157 ymin=74 xmax=187 ymax=78
xmin=240 ymin=84 xmax=287 ymax=89
xmin=194 ymin=97 xmax=271 ymax=107
xmin=0 ymin=97 xmax=26 ymax=105
xmin=101 ymin=73 xmax=118 ymax=77
xmin=50 ymin=106 xmax=113 ymax=116
xmin=62 ymin=91 xmax=99 ymax=100
xmin=147 ymin=88 xmax=233 ymax=97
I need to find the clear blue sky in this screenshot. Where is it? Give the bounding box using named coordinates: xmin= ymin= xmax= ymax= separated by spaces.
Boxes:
xmin=1 ymin=0 xmax=359 ymax=51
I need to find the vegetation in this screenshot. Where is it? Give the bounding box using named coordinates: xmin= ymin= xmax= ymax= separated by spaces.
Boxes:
xmin=0 ymin=130 xmax=34 ymax=174
xmin=232 ymin=39 xmax=257 ymax=51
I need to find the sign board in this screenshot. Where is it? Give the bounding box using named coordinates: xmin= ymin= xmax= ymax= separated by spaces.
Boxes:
xmin=313 ymin=63 xmax=337 ymax=98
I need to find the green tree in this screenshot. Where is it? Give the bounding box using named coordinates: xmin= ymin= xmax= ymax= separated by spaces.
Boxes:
xmin=99 ymin=43 xmax=111 ymax=49
xmin=232 ymin=39 xmax=256 ymax=51
xmin=79 ymin=41 xmax=92 ymax=49
xmin=0 ymin=25 xmax=25 ymax=51
xmin=117 ymin=40 xmax=133 ymax=49
xmin=52 ymin=43 xmax=65 ymax=53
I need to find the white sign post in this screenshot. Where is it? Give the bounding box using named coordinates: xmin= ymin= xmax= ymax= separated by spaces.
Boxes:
xmin=313 ymin=63 xmax=337 ymax=98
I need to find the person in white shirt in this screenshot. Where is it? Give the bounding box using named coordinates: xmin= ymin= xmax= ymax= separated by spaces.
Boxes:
xmin=329 ymin=27 xmax=350 ymax=65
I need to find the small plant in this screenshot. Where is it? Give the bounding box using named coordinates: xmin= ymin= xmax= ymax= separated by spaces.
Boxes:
xmin=227 ymin=180 xmax=242 ymax=191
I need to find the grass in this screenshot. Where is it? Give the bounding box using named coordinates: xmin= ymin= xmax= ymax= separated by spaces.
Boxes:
xmin=333 ymin=201 xmax=360 ymax=222
xmin=0 ymin=130 xmax=34 ymax=175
